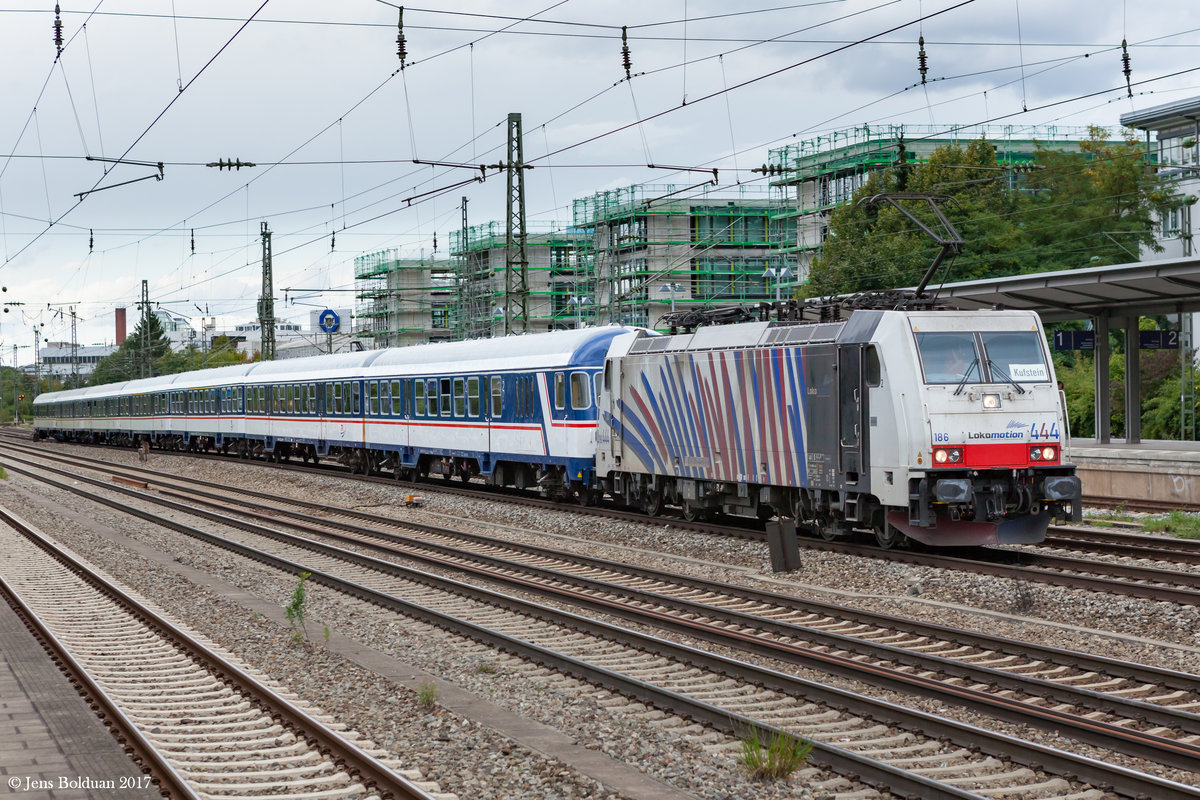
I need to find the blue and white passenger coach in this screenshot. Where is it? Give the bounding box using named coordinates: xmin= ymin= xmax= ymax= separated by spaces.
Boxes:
xmin=34 ymin=326 xmax=641 ymax=499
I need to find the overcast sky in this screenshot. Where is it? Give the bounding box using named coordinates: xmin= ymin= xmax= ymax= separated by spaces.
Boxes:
xmin=1 ymin=0 xmax=1197 ymax=351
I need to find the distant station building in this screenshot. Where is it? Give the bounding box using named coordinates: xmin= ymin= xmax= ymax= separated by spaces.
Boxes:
xmin=1120 ymin=96 xmax=1200 ymax=260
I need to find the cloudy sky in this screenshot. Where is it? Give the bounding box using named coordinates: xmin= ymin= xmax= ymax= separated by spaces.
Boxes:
xmin=1 ymin=0 xmax=1197 ymax=351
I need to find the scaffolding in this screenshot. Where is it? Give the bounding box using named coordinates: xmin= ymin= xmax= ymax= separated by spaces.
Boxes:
xmin=572 ymin=184 xmax=794 ymax=329
xmin=449 ymin=221 xmax=587 ymax=337
xmin=353 ymin=249 xmax=455 ymax=347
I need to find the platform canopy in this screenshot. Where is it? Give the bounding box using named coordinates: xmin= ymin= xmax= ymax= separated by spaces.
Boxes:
xmin=909 ymin=256 xmax=1200 ymax=444
xmin=922 ymin=256 xmax=1200 ymax=322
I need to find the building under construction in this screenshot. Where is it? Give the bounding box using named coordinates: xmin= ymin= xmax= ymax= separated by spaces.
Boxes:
xmin=353 ymin=249 xmax=456 ymax=348
xmin=570 ymin=184 xmax=795 ymax=330
xmin=449 ymin=221 xmax=589 ymax=338
xmin=767 ymin=123 xmax=1102 ymax=280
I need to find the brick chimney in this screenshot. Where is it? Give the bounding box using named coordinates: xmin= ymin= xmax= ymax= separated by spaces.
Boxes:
xmin=115 ymin=307 xmax=127 ymax=345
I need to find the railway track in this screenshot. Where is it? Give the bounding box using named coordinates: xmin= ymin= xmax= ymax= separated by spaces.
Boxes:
xmin=1040 ymin=525 xmax=1200 ymax=566
xmin=0 ymin=505 xmax=440 ymax=800
xmin=8 ymin=436 xmax=1200 ymax=606
xmin=3 ymin=447 xmax=1199 ymax=799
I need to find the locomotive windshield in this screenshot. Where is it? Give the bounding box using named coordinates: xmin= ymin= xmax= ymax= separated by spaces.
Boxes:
xmin=979 ymin=331 xmax=1049 ymax=382
xmin=916 ymin=333 xmax=981 ymax=384
xmin=917 ymin=331 xmax=1049 ymax=385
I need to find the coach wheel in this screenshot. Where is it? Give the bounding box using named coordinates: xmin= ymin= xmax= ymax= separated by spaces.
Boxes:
xmin=642 ymin=490 xmax=664 ymax=517
xmin=578 ymin=487 xmax=599 ymax=507
xmin=874 ymin=522 xmax=906 ymax=549
xmin=514 ymin=468 xmax=529 ymax=491
xmin=681 ymin=500 xmax=705 ymax=523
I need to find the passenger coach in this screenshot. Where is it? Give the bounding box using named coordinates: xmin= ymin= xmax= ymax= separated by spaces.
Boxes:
xmin=34 ymin=326 xmax=641 ymax=500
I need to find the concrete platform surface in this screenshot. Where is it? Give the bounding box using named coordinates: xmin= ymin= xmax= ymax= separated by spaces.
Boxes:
xmin=1068 ymin=438 xmax=1200 ymax=506
xmin=0 ymin=596 xmax=160 ymax=800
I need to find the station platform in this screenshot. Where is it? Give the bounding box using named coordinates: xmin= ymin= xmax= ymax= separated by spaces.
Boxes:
xmin=0 ymin=595 xmax=160 ymax=800
xmin=1068 ymin=438 xmax=1200 ymax=508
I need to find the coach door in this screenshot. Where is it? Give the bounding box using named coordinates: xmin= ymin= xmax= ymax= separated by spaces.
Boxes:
xmin=838 ymin=344 xmax=868 ymax=492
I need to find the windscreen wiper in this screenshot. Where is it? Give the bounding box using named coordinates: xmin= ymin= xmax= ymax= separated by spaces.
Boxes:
xmin=987 ymin=359 xmax=1026 ymax=394
xmin=953 ymin=358 xmax=980 ymax=396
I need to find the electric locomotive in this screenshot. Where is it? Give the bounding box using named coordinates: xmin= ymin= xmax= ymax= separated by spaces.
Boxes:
xmin=595 ymin=303 xmax=1081 ymax=547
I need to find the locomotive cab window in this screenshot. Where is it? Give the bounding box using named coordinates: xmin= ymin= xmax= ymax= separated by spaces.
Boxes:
xmin=916 ymin=332 xmax=981 ymax=384
xmin=865 ymin=346 xmax=882 ymax=387
xmin=980 ymin=331 xmax=1049 ymax=382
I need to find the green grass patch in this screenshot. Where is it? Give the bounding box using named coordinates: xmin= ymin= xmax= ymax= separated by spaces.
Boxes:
xmin=738 ymin=726 xmax=813 ymax=780
xmin=1143 ymin=511 xmax=1200 ymax=539
xmin=284 ymin=571 xmax=312 ymax=642
xmin=417 ymin=681 xmax=439 ymax=709
xmin=1084 ymin=502 xmax=1134 ymax=524
xmin=0 ymin=465 xmax=8 ymax=480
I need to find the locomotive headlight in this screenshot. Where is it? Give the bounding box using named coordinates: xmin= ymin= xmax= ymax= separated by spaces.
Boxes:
xmin=933 ymin=447 xmax=963 ymax=464
xmin=981 ymin=393 xmax=1001 ymax=409
xmin=1041 ymin=446 xmax=1057 ymax=461
xmin=1029 ymin=446 xmax=1042 ymax=461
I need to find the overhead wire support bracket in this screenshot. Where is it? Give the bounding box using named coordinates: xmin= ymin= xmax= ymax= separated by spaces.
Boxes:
xmin=412 ymin=158 xmax=493 ymax=181
xmin=647 ymin=164 xmax=719 ymax=184
xmin=643 ymin=178 xmax=718 ymax=208
xmin=74 ymin=161 xmax=164 ymax=200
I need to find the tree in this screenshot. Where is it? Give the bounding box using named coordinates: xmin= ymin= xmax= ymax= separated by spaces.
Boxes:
xmin=807 ymin=128 xmax=1176 ymax=296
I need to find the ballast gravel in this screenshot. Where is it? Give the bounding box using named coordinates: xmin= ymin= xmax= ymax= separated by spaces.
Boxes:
xmin=6 ymin=440 xmax=1200 ymax=796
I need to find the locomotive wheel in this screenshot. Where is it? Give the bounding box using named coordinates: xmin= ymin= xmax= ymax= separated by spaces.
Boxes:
xmin=642 ymin=491 xmax=663 ymax=517
xmin=874 ymin=522 xmax=906 ymax=549
xmin=681 ymin=500 xmax=706 ymax=522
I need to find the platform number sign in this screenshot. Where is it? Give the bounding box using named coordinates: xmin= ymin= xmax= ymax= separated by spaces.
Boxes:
xmin=319 ymin=309 xmax=340 ymax=334
xmin=1052 ymin=330 xmax=1095 ymax=351
xmin=1139 ymin=330 xmax=1180 ymax=350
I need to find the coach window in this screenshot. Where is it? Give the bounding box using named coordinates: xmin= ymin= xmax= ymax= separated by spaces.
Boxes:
xmin=391 ymin=380 xmax=403 ymax=415
xmin=211 ymin=389 xmax=217 ymax=414
xmin=865 ymin=346 xmax=882 ymax=387
xmin=379 ymin=381 xmax=390 ymax=416
xmin=351 ymin=382 xmax=362 ymax=415
xmin=331 ymin=382 xmax=342 ymax=415
xmin=324 ymin=384 xmax=333 ymax=416
xmin=453 ymin=377 xmax=466 ymax=417
xmin=571 ymin=372 xmax=590 ymax=410
xmin=467 ymin=377 xmax=480 ymax=417
xmin=308 ymin=384 xmax=316 ymax=414
xmin=554 ymin=372 xmax=566 ymax=410
xmin=490 ymin=376 xmax=502 ymax=417
xmin=414 ymin=380 xmax=426 ymax=416
xmin=440 ymin=378 xmax=451 ymax=417
xmin=368 ymin=381 xmax=380 ymax=416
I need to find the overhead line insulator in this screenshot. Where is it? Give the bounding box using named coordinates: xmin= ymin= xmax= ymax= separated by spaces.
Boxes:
xmin=1121 ymin=38 xmax=1132 ymax=98
xmin=918 ymin=35 xmax=928 ymax=85
xmin=53 ymin=3 xmax=63 ymax=59
xmin=396 ymin=7 xmax=407 ymax=67
xmin=621 ymin=26 xmax=632 ymax=80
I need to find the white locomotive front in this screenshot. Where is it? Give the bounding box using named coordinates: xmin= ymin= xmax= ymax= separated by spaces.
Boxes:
xmin=595 ymin=306 xmax=1081 ymax=547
